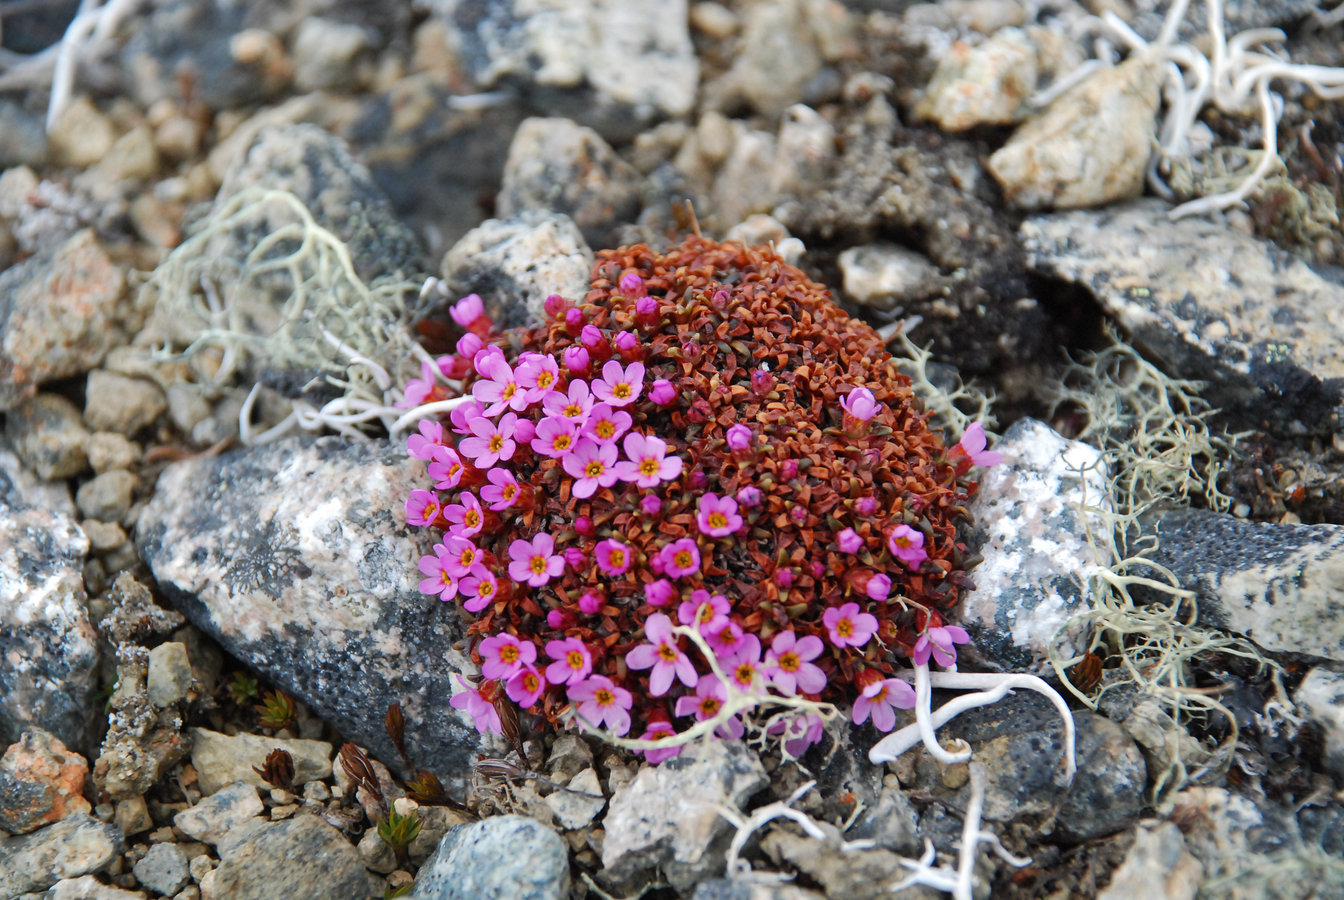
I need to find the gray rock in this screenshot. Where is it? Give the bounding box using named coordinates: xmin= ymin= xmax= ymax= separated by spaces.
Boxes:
xmin=84 ymin=371 xmax=167 ymax=437
xmin=989 ymin=56 xmax=1159 ymax=209
xmin=1139 ymin=508 xmax=1344 ymax=662
xmin=759 ymin=824 xmax=932 ymax=900
xmin=601 ymin=740 xmax=769 ymax=894
xmin=0 ymin=814 xmax=124 ymax=896
xmin=85 ymin=433 xmax=140 ymax=475
xmin=960 ymin=418 xmax=1110 ymax=673
xmin=407 ymin=806 xmax=474 ymax=866
xmin=1022 ymin=200 xmax=1344 ymax=433
xmin=45 ymin=873 xmax=149 ymax=899
xmin=0 ymin=230 xmax=126 ymax=411
xmin=0 ymin=450 xmax=98 ymax=751
xmin=544 ymin=767 xmax=605 ymax=830
xmin=163 ymin=385 xmax=213 ymax=437
xmin=131 ymin=842 xmax=189 ymax=896
xmin=136 ymin=436 xmax=482 ymax=779
xmin=4 ymin=394 xmax=92 ymax=480
xmin=1097 ymin=822 xmax=1202 ymax=900
xmin=291 ymin=18 xmax=371 ymax=92
xmin=411 ymin=815 xmax=569 ymax=900
xmin=188 ymin=728 xmax=332 ymax=796
xmin=208 ymin=813 xmax=369 ymax=900
xmin=0 ymin=100 xmax=48 ymax=169
xmin=497 ymin=118 xmax=641 ymax=248
xmin=172 ymin=781 xmax=264 ymax=849
xmin=1054 ymin=710 xmax=1148 ymax=842
xmin=1294 ymin=667 xmax=1344 ymax=779
xmin=146 ymin=643 xmax=193 ymax=708
xmin=915 ymin=27 xmax=1037 ymax=130
xmin=82 ymin=520 xmax=128 ymax=554
xmin=845 ymin=785 xmax=921 ymax=855
xmin=838 ymin=243 xmax=943 ymax=310
xmin=75 ymin=470 xmax=138 ymax=525
xmin=692 ymin=882 xmax=827 ymax=900
xmin=440 ymin=211 xmax=594 ymax=329
xmin=430 ymin=0 xmax=697 ymax=134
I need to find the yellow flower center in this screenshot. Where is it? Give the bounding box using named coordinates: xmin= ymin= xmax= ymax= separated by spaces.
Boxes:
xmin=459 ymin=549 xmax=476 ymax=567
xmin=596 ymin=420 xmax=615 ymax=438
xmin=779 ymin=651 xmax=800 ymax=672
xmin=697 ymin=605 xmax=714 ymax=623
xmin=837 ymin=619 xmax=853 ymax=637
xmin=657 ymin=643 xmax=679 ymax=662
xmin=501 ymin=383 xmax=516 ymax=401
xmin=613 ymin=383 xmax=631 ymax=399
xmin=608 ymin=549 xmax=625 ymax=568
xmin=585 ymin=460 xmax=605 ymax=477
xmin=735 ymin=664 xmax=755 ymax=685
xmin=502 ymin=484 xmax=517 ymax=501
xmin=479 ymin=581 xmax=494 ymax=598
xmin=699 ymin=697 xmax=720 ymax=716
xmin=595 ymin=688 xmax=614 ymax=707
xmin=674 ymin=551 xmax=693 ymax=569
xmin=465 ymin=510 xmax=480 ymax=528
xmin=708 ymin=512 xmax=727 ymax=530
xmin=537 ymin=371 xmax=554 ymax=390
xmin=500 ymin=645 xmax=518 ymax=663
xmin=567 ymin=650 xmax=585 ymax=669
xmin=640 ymin=458 xmax=659 ymax=477
xmin=530 ymin=556 xmax=547 ymax=575
xmin=489 ymin=435 xmax=504 ymax=452
xmin=554 ymin=434 xmax=572 ymax=452
xmin=564 ymin=403 xmax=581 ymax=418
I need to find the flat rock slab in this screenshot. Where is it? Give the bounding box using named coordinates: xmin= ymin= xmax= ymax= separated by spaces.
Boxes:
xmin=0 ymin=813 xmax=124 ymax=896
xmin=1140 ymin=508 xmax=1344 ymax=663
xmin=207 ymin=813 xmax=369 ymax=900
xmin=1022 ymin=200 xmax=1344 ymax=433
xmin=136 ymin=436 xmax=481 ymax=781
xmin=412 ymin=815 xmax=569 ymax=900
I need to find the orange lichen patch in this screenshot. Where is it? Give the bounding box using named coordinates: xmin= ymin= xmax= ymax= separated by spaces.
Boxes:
xmin=0 ymin=729 xmax=92 ymax=834
xmin=436 ymin=237 xmax=978 ymax=733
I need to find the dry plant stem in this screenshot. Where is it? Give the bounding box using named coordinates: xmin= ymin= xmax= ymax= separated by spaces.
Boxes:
xmin=717 ymin=780 xmax=876 ymax=883
xmin=868 ymin=665 xmax=1078 ymax=784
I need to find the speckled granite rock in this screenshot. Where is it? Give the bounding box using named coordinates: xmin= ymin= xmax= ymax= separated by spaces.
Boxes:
xmin=439 ymin=211 xmax=593 ymax=329
xmin=0 ymin=729 xmax=92 ymax=835
xmin=1022 ymin=200 xmax=1344 ymax=433
xmin=0 ymin=447 xmax=98 ymax=751
xmin=411 ymin=815 xmax=569 ymax=900
xmin=1138 ymin=508 xmax=1344 ymax=662
xmin=136 ymin=436 xmax=481 ymax=780
xmin=1296 ymin=667 xmax=1344 ymax=780
xmin=0 ymin=814 xmax=124 ymax=896
xmin=207 ymin=813 xmax=370 ymax=900
xmin=960 ymin=418 xmax=1110 ymax=674
xmin=0 ymin=229 xmax=126 ymax=411
xmin=601 ymin=739 xmax=769 ymax=894
xmin=1097 ymin=822 xmax=1202 ymax=900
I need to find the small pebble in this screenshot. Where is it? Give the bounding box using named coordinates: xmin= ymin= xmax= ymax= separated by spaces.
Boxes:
xmin=87 ymin=432 xmax=141 ymax=474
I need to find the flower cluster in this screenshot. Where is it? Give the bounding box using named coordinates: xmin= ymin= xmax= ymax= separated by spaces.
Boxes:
xmin=404 ymin=238 xmax=1000 ymax=759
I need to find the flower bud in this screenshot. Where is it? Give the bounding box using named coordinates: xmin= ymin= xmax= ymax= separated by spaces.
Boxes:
xmin=738 ymin=486 xmax=762 ymax=507
xmin=581 ymin=325 xmax=612 ymax=361
xmin=564 ymin=547 xmax=586 ymax=569
xmin=456 ymin=332 xmax=484 ymax=360
xmin=686 ymin=398 xmax=711 ymax=423
xmin=866 ymin=573 xmax=892 ymax=601
xmin=565 ymin=307 xmax=586 ymax=336
xmin=614 ymin=330 xmax=642 ymax=362
xmin=579 ymin=590 xmax=603 ymax=615
xmin=574 ymin=516 xmax=595 ymax=537
xmin=650 ymin=379 xmax=676 ymax=407
xmin=640 ymin=495 xmax=663 ymax=515
xmin=646 ymin=579 xmax=676 ymax=607
xmin=711 ymin=289 xmax=730 ymax=307
xmin=855 ymin=497 xmax=878 ymax=517
xmin=563 ymin=345 xmax=591 ymax=376
xmin=544 ymin=294 xmax=569 ymax=318
xmin=837 ymin=528 xmax=863 ymax=554
xmin=619 ymin=272 xmax=646 ymax=298
xmin=681 ymin=341 xmax=703 ymax=361
xmin=547 ymin=609 xmax=576 ymax=629
xmin=781 ymin=459 xmax=798 ymax=480
xmin=790 ymin=505 xmax=808 ymax=524
xmin=450 ymin=293 xmax=484 ymax=328
xmin=812 ymin=561 xmax=826 ymax=578
xmin=690 ymin=470 xmax=707 ymax=489
xmin=776 ymin=568 xmax=794 ymax=588
xmin=635 ymin=296 xmax=660 ymax=328
xmin=726 ymin=424 xmax=752 ymax=454
xmin=438 ymin=354 xmax=472 ymax=379
xmin=512 ymin=418 xmax=536 ymax=444
xmin=751 ymin=368 xmax=774 ymax=396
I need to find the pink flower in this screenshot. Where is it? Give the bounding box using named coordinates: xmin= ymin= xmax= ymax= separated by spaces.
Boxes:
xmin=615 ymin=433 xmax=683 ymax=488
xmin=471 ymin=355 xmax=527 ymax=416
xmin=562 ymin=345 xmax=590 ymax=375
xmin=564 ymin=547 xmax=585 ymax=569
xmin=696 ymin=493 xmax=743 ymax=538
xmin=855 ymin=496 xmax=878 ymax=517
xmin=723 ymin=634 xmax=764 ymax=694
xmin=957 ymin=423 xmax=1003 ymax=467
xmin=562 ymin=439 xmax=620 ymax=499
xmin=531 ymin=416 xmax=580 ymax=458
xmin=442 ymin=535 xmax=481 ymax=577
xmin=450 ymin=675 xmax=501 ymax=734
xmin=444 ymin=492 xmax=485 ymax=537
xmin=449 ymin=293 xmax=484 ymax=327
xmin=578 ymin=590 xmax=604 ymax=615
xmin=542 ymin=380 xmax=593 ymax=427
xmin=706 ymin=620 xmax=744 ymax=658
xmin=771 ymin=712 xmax=825 ymax=757
xmin=649 ymin=379 xmax=676 ymax=407
xmin=506 ymin=665 xmax=546 ymax=707
xmin=852 ymin=677 xmax=916 ymax=732
xmin=417 ymin=550 xmax=457 ymax=601
xmin=544 ymin=637 xmax=593 ymax=685
xmin=507 ymin=532 xmax=565 ymax=587
xmin=626 ymin=613 xmax=698 ymax=696
xmin=640 ymin=495 xmax=663 ymax=515
xmin=592 ymin=360 xmax=645 ymax=407
xmin=634 ymin=720 xmax=682 ymax=765
xmin=839 ymin=386 xmax=880 ymax=421
xmin=764 ymin=631 xmax=827 ymax=695
xmin=407 ymin=420 xmax=447 ymax=460
xmin=866 ymin=573 xmax=892 ymax=601
xmin=405 ymin=490 xmax=441 ymax=527
xmin=887 ymin=525 xmax=927 ymax=569
xmin=449 ymin=399 xmax=486 ymax=436
xmin=837 ymin=528 xmax=863 ymax=554
xmin=822 ymin=602 xmax=878 ymax=649
xmin=568 ymin=675 xmax=633 ymax=735
xmin=397 ymin=360 xmax=439 ymax=409
xmin=645 ymin=579 xmax=677 ymax=607
xmin=913 ymin=625 xmax=971 ymax=668
xmin=594 ymin=539 xmax=632 ymax=576
xmin=583 ymin=403 xmax=632 ymax=446
xmin=725 ymin=424 xmax=753 ymax=453
xmin=678 ymin=589 xmax=729 ymax=634
xmin=460 ymin=565 xmax=499 ymax=613
xmin=480 ymin=467 xmax=521 ymax=511
xmin=674 ymin=675 xmax=744 ymax=739
xmin=737 ymin=486 xmax=761 ymax=507
xmin=430 ymin=451 xmax=468 ymax=493
xmin=456 ymin=332 xmax=484 ymax=361
xmin=458 ymin=411 xmax=518 ymax=468
xmin=658 ymin=539 xmax=701 ymax=578
xmin=480 ymin=634 xmax=537 ymax=681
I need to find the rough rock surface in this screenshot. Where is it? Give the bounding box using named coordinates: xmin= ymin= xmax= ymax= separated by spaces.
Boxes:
xmin=1139 ymin=508 xmax=1344 ymax=662
xmin=189 ymin=728 xmax=332 ymax=795
xmin=206 ymin=813 xmax=370 ymax=900
xmin=439 ymin=211 xmax=594 ymax=329
xmin=914 ymin=27 xmax=1037 ymax=130
xmin=172 ymin=781 xmax=265 ymax=849
xmin=1022 ymin=200 xmax=1344 ymax=433
xmin=411 ymin=815 xmax=569 ymax=900
xmin=0 ymin=814 xmax=124 ymax=896
xmin=601 ymin=739 xmax=769 ymax=893
xmin=136 ymin=436 xmax=481 ymax=779
xmin=1296 ymin=667 xmax=1344 ymax=780
xmin=1097 ymin=821 xmax=1202 ymax=900
xmin=960 ymin=418 xmax=1111 ymax=673
xmin=0 ymin=447 xmax=98 ymax=751
xmin=4 ymin=394 xmax=92 ymax=480
xmin=0 ymin=729 xmax=92 ymax=835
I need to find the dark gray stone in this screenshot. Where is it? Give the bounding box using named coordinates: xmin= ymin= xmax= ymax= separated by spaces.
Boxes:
xmin=1022 ymin=201 xmax=1344 ymax=434
xmin=131 ymin=841 xmax=189 ymax=896
xmin=0 ymin=448 xmax=98 ymax=752
xmin=209 ymin=813 xmax=369 ymax=900
xmin=136 ymin=436 xmax=482 ymax=781
xmin=0 ymin=814 xmax=124 ymax=896
xmin=3 ymin=394 xmax=91 ymax=480
xmin=960 ymin=419 xmax=1110 ymax=674
xmin=1055 ymin=710 xmax=1149 ymax=843
xmin=1138 ymin=508 xmax=1344 ymax=662
xmin=0 ymin=100 xmax=48 ymax=169
xmin=411 ymin=815 xmax=568 ymax=900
